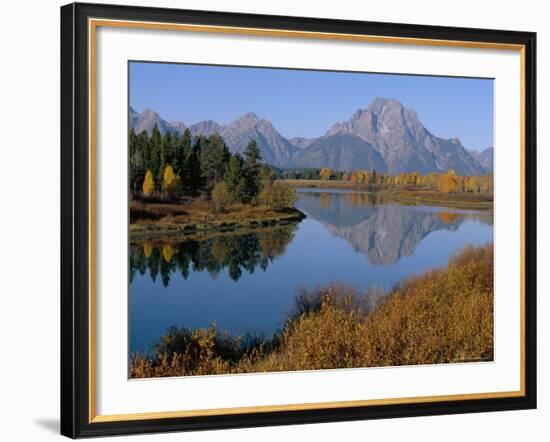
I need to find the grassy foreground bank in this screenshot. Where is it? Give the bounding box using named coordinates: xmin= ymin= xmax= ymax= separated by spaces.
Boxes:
xmin=130 ymin=242 xmax=493 ymax=378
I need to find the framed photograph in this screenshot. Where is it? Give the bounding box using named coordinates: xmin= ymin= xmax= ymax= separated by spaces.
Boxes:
xmin=60 ymin=2 xmax=536 ymax=438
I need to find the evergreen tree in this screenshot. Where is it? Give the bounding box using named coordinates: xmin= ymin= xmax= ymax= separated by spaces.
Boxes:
xmin=187 ymin=140 xmax=202 ymax=193
xmin=149 ymin=124 xmax=162 ymax=188
xmin=242 ymin=140 xmax=262 ymax=202
xmin=129 ymin=129 xmax=141 ymax=196
xmin=200 ymin=134 xmax=230 ymax=193
xmin=161 ymin=131 xmax=174 ymax=167
xmin=138 ymin=130 xmax=151 ymax=170
xmin=129 ymin=128 xmax=138 ymax=156
xmin=171 ymin=131 xmax=180 ymax=169
xmin=176 ymin=128 xmax=192 ymax=189
xmin=224 ymin=154 xmax=245 ymax=202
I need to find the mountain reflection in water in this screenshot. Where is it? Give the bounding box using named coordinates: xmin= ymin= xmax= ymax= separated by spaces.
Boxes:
xmin=295 ymin=189 xmax=493 ymax=265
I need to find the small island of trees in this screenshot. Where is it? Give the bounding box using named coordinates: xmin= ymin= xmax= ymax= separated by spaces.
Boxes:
xmin=129 ymin=125 xmax=301 ymax=240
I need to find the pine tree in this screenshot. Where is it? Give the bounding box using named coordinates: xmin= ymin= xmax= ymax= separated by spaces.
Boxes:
xmin=200 ymin=134 xmax=230 ymax=193
xmin=138 ymin=130 xmax=150 ymax=170
xmin=149 ymin=124 xmax=162 ymax=189
xmin=129 ymin=129 xmax=143 ymax=196
xmin=242 ymin=140 xmax=262 ymax=202
xmin=176 ymin=128 xmax=192 ymax=189
xmin=224 ymin=154 xmax=245 ymax=202
xmin=161 ymin=131 xmax=174 ymax=167
xmin=187 ymin=138 xmax=203 ymax=193
xmin=129 ymin=128 xmax=138 ymax=156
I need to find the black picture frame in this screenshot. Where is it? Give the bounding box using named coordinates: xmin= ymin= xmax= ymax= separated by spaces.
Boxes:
xmin=61 ymin=2 xmax=537 ymax=438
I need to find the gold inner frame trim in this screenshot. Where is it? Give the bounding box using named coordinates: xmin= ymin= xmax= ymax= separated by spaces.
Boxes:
xmin=88 ymin=17 xmax=527 ymax=424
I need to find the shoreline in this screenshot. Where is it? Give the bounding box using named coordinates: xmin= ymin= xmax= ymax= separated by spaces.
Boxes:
xmin=283 ymin=179 xmax=494 ymax=210
xmin=130 ymin=205 xmax=306 ymax=241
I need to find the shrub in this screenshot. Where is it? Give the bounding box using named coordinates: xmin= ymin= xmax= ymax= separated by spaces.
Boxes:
xmin=211 ymin=181 xmax=232 ymax=214
xmin=260 ymin=181 xmax=297 ymax=211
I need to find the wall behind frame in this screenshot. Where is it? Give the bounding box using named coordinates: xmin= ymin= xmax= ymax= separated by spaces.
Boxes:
xmin=0 ymin=0 xmax=545 ymax=441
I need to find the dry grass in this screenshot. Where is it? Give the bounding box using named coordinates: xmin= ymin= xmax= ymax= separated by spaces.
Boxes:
xmin=130 ymin=243 xmax=493 ymax=378
xmin=130 ymin=199 xmax=305 ymax=240
xmin=383 ymin=187 xmax=493 ymax=208
xmin=283 ymin=179 xmax=358 ymax=189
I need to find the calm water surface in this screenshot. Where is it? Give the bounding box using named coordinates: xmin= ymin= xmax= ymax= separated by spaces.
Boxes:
xmin=130 ymin=189 xmax=493 ymax=354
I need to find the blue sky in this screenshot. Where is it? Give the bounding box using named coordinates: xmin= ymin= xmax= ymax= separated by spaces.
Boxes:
xmin=130 ymin=62 xmax=494 ymax=152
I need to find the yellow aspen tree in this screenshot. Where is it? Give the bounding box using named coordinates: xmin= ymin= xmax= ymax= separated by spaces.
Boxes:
xmin=438 ymin=170 xmax=458 ymax=193
xmin=142 ymin=170 xmax=155 ymax=197
xmin=319 ymin=167 xmax=331 ymax=180
xmin=162 ymin=244 xmax=174 ymax=263
xmin=161 ymin=165 xmax=181 ymax=195
xmin=143 ymin=242 xmax=153 ymax=258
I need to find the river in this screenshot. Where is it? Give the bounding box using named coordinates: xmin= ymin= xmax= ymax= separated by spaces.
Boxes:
xmin=129 ymin=188 xmax=493 ymax=354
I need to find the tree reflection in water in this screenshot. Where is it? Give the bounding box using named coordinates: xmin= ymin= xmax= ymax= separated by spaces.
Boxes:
xmin=130 ymin=223 xmax=298 ymax=286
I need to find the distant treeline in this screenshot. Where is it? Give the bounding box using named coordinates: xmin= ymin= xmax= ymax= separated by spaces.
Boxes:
xmin=343 ymin=169 xmax=493 ymax=194
xmin=275 ymin=167 xmax=493 ymax=194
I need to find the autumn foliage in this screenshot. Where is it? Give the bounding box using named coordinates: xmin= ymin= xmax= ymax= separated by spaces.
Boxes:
xmin=142 ymin=170 xmax=155 ymax=197
xmin=345 ymin=168 xmax=493 ymax=195
xmin=161 ymin=165 xmax=182 ymax=196
xmin=319 ymin=167 xmax=331 ymax=180
xmin=437 ymin=169 xmax=459 ymax=193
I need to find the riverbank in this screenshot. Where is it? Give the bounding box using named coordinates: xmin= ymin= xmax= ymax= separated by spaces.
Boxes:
xmin=282 ymin=179 xmax=493 ymax=209
xmin=130 ymin=242 xmax=494 ymax=378
xmin=377 ymin=188 xmax=493 ymax=209
xmin=130 ymin=199 xmax=306 ymax=240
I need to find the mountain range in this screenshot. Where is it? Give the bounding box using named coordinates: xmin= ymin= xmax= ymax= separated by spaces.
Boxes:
xmin=130 ymin=98 xmax=492 ymax=175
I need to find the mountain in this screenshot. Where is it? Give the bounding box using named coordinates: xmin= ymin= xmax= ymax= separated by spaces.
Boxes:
xmin=129 ymin=109 xmax=295 ymax=166
xmin=170 ymin=121 xmax=186 ymax=133
xmin=219 ymin=112 xmax=297 ymax=166
xmin=324 ymin=98 xmax=485 ymax=175
xmin=129 ymin=106 xmax=139 ymax=128
xmin=189 ymin=120 xmax=223 ymax=137
xmin=130 ymin=107 xmax=175 ymax=135
xmin=289 ymin=137 xmax=316 ymax=150
xmin=432 ymin=137 xmax=485 ymax=176
xmin=129 ymin=100 xmax=488 ymax=174
xmin=470 ymin=147 xmax=494 ymax=173
xmin=292 ymin=134 xmax=387 ymax=172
